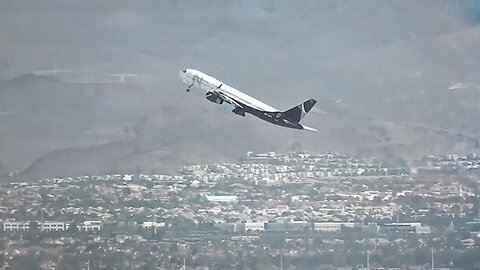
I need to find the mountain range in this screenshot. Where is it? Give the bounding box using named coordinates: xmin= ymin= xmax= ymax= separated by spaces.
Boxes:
xmin=1 ymin=1 xmax=480 ymax=180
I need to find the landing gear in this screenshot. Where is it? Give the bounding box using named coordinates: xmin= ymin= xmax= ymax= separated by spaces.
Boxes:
xmin=232 ymin=107 xmax=245 ymax=117
xmin=186 ymin=84 xmax=193 ymax=92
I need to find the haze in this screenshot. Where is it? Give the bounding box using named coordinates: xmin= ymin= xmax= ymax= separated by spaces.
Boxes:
xmin=1 ymin=0 xmax=480 ymax=180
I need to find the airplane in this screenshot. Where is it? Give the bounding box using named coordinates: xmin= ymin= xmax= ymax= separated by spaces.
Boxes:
xmin=180 ymin=69 xmax=318 ymax=131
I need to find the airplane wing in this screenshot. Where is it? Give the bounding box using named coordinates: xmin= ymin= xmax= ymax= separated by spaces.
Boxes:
xmin=217 ymin=91 xmax=244 ymax=109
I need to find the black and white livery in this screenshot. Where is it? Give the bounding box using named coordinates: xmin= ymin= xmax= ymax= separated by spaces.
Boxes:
xmin=180 ymin=69 xmax=318 ymax=131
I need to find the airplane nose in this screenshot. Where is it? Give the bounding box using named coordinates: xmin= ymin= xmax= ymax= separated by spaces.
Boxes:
xmin=179 ymin=70 xmax=187 ymax=78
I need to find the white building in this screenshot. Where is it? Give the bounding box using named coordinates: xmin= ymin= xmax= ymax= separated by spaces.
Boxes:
xmin=3 ymin=221 xmax=30 ymax=231
xmin=313 ymin=222 xmax=356 ymax=232
xmin=41 ymin=221 xmax=70 ymax=231
xmin=78 ymin=221 xmax=103 ymax=231
xmin=3 ymin=221 xmax=70 ymax=232
xmin=141 ymin=222 xmax=166 ymax=229
xmin=244 ymin=222 xmax=265 ymax=232
xmin=204 ymin=195 xmax=238 ymax=202
xmin=379 ymin=222 xmax=430 ymax=234
xmin=231 ymin=235 xmax=260 ymax=242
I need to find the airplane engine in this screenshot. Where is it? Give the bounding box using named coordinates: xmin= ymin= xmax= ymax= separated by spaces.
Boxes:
xmin=205 ymin=91 xmax=223 ymax=104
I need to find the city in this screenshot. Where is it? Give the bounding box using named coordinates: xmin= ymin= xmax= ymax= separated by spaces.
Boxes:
xmin=1 ymin=152 xmax=479 ymax=269
xmin=2 ymin=1 xmax=480 ymax=270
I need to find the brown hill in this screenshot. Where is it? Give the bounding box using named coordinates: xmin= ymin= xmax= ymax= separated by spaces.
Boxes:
xmin=1 ymin=1 xmax=480 ymax=180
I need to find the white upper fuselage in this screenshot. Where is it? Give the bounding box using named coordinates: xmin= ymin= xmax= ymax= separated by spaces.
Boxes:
xmin=179 ymin=69 xmax=278 ymax=112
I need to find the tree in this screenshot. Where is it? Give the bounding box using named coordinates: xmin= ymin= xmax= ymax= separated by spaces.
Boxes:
xmin=454 ymin=248 xmax=480 ymax=269
xmin=67 ymin=223 xmax=78 ymax=234
xmin=170 ymin=217 xmax=196 ymax=232
xmin=24 ymin=221 xmax=41 ymax=245
xmin=122 ymin=187 xmax=131 ymax=197
xmin=144 ymin=181 xmax=155 ymax=189
xmin=10 ymin=255 xmax=40 ymax=270
xmin=0 ymin=253 xmax=4 ymax=269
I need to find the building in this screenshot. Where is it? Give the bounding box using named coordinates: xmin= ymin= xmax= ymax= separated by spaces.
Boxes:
xmin=3 ymin=221 xmax=30 ymax=232
xmin=265 ymin=221 xmax=309 ymax=232
xmin=141 ymin=222 xmax=166 ymax=229
xmin=379 ymin=222 xmax=430 ymax=235
xmin=313 ymin=222 xmax=357 ymax=232
xmin=204 ymin=195 xmax=238 ymax=203
xmin=214 ymin=223 xmax=239 ymax=233
xmin=3 ymin=221 xmax=70 ymax=232
xmin=244 ymin=222 xmax=265 ymax=232
xmin=231 ymin=235 xmax=260 ymax=242
xmin=41 ymin=221 xmax=70 ymax=231
xmin=78 ymin=221 xmax=103 ymax=231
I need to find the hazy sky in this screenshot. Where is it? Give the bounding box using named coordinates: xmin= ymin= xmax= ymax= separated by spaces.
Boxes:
xmin=1 ymin=1 xmax=480 ymax=179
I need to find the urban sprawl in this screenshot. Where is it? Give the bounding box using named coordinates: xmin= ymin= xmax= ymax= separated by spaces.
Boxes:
xmin=1 ymin=152 xmax=480 ymax=269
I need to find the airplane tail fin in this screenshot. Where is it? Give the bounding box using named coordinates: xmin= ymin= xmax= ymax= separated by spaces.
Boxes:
xmin=282 ymin=99 xmax=317 ymax=122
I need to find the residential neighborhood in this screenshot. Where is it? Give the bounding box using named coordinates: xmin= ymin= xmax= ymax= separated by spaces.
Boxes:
xmin=0 ymin=152 xmax=479 ymax=269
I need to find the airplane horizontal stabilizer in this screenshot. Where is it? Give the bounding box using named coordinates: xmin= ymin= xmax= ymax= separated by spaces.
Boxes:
xmin=301 ymin=125 xmax=319 ymax=132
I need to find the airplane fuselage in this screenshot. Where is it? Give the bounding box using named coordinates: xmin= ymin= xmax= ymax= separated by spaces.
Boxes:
xmin=179 ymin=69 xmax=317 ymax=131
